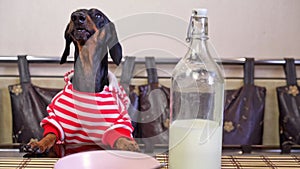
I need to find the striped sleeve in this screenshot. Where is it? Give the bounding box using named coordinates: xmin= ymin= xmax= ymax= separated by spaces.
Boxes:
xmin=40 ymin=90 xmax=65 ymax=141
xmin=101 ymin=112 xmax=134 ymax=147
xmin=102 ymin=87 xmax=134 ymax=147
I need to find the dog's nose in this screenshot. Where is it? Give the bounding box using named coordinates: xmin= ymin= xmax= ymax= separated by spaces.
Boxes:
xmin=71 ymin=12 xmax=86 ymax=24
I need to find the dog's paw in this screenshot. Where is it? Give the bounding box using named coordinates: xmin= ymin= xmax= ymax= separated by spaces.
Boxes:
xmin=28 ymin=133 xmax=57 ymax=153
xmin=114 ymin=137 xmax=140 ymax=152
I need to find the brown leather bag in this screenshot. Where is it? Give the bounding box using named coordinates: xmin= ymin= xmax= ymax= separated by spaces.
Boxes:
xmin=138 ymin=57 xmax=170 ymax=152
xmin=223 ymin=58 xmax=266 ymax=145
xmin=277 ymin=58 xmax=300 ymax=147
xmin=8 ymin=55 xmax=61 ymax=143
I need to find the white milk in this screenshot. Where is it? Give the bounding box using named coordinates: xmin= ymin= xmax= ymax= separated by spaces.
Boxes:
xmin=169 ymin=119 xmax=222 ymax=169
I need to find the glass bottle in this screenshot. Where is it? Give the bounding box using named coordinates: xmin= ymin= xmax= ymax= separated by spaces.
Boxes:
xmin=169 ymin=9 xmax=224 ymax=169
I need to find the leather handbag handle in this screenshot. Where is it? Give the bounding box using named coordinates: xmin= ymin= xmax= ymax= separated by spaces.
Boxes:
xmin=145 ymin=57 xmax=159 ymax=84
xmin=120 ymin=56 xmax=136 ymax=94
xmin=284 ymin=58 xmax=297 ymax=86
xmin=17 ymin=55 xmax=31 ymax=83
xmin=244 ymin=58 xmax=255 ymax=85
xmin=120 ymin=56 xmax=136 ymax=84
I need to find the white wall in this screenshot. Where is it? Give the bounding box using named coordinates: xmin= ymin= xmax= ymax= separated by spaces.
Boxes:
xmin=0 ymin=0 xmax=299 ymax=59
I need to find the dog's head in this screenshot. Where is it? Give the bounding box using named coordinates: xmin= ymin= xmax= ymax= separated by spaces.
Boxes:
xmin=61 ymin=8 xmax=122 ymax=65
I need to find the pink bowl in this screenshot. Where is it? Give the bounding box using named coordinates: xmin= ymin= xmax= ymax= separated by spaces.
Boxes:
xmin=54 ymin=150 xmax=161 ymax=169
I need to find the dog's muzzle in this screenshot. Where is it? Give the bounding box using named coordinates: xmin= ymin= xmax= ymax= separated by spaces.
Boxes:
xmin=71 ymin=11 xmax=93 ymax=43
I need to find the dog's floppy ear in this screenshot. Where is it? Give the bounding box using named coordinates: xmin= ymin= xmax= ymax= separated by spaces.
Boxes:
xmin=60 ymin=24 xmax=72 ymax=64
xmin=104 ymin=22 xmax=123 ymax=66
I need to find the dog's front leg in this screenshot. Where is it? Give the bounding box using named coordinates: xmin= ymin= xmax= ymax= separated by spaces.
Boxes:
xmin=114 ymin=137 xmax=140 ymax=152
xmin=29 ymin=133 xmax=57 ymax=153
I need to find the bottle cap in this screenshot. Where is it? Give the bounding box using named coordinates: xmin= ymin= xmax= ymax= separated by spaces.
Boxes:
xmin=192 ymin=8 xmax=208 ymax=17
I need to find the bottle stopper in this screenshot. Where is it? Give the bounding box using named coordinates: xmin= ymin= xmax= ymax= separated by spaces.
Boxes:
xmin=193 ymin=8 xmax=208 ymax=17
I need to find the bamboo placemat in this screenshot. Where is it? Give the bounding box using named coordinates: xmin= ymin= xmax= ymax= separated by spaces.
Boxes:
xmin=1 ymin=154 xmax=300 ymax=168
xmin=0 ymin=158 xmax=58 ymax=169
xmin=155 ymin=154 xmax=300 ymax=169
xmin=222 ymin=155 xmax=300 ymax=169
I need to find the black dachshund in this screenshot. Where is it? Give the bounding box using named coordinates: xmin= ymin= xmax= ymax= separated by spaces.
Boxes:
xmin=30 ymin=8 xmax=139 ymax=152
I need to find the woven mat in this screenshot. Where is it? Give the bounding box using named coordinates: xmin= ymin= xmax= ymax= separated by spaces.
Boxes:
xmin=155 ymin=154 xmax=300 ymax=169
xmin=1 ymin=154 xmax=300 ymax=168
xmin=0 ymin=158 xmax=58 ymax=169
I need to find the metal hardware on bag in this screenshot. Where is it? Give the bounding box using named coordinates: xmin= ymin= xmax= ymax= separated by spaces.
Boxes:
xmin=224 ymin=121 xmax=235 ymax=132
xmin=11 ymin=84 xmax=22 ymax=95
xmin=287 ymin=85 xmax=299 ymax=96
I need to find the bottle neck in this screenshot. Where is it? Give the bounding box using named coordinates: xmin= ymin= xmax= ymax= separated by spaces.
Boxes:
xmin=187 ymin=16 xmax=208 ymax=42
xmin=185 ymin=16 xmax=210 ymax=61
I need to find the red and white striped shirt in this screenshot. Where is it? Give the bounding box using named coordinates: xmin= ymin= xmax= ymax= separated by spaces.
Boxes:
xmin=41 ymin=70 xmax=133 ymax=148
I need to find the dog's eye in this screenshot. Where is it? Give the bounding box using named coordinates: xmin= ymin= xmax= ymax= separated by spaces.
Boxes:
xmin=95 ymin=13 xmax=102 ymax=19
